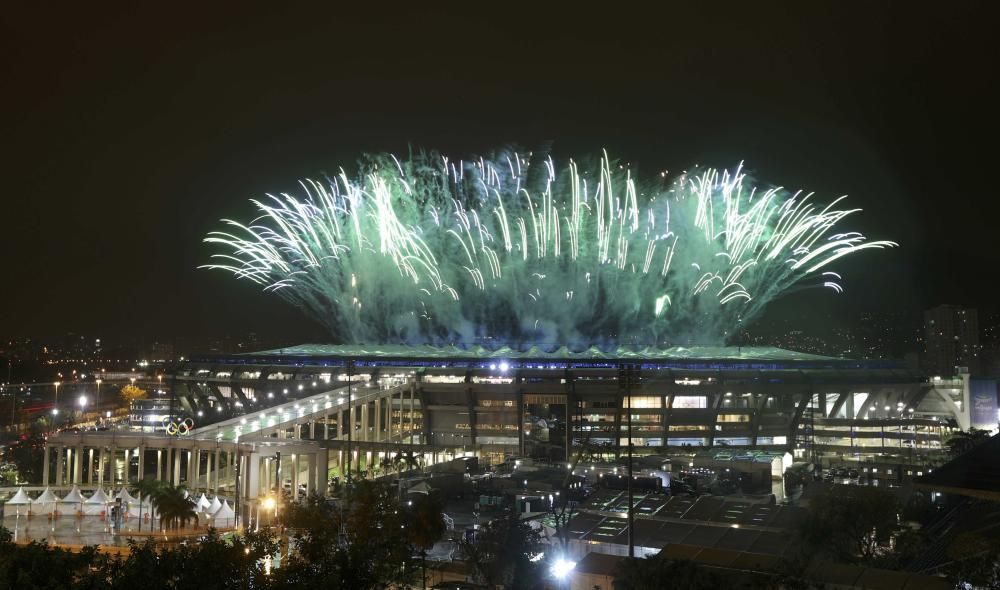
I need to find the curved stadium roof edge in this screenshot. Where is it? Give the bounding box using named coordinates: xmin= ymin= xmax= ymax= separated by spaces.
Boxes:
xmin=184 ymin=344 xmax=910 ymax=372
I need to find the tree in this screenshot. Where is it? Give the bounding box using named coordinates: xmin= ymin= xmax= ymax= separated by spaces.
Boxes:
xmin=130 ymin=478 xmax=165 ymax=532
xmin=798 ymin=486 xmax=902 ymax=564
xmin=406 ymin=491 xmax=447 ymax=589
xmin=119 ymin=384 xmax=148 ymax=406
xmin=2 ymin=428 xmax=46 ymax=483
xmin=0 ymin=526 xmax=104 ymax=589
xmin=279 ymin=481 xmax=430 ymax=589
xmin=154 ymin=484 xmax=198 ymax=531
xmin=462 ymin=510 xmax=543 ymax=590
xmin=945 ymin=531 xmax=1000 ymax=589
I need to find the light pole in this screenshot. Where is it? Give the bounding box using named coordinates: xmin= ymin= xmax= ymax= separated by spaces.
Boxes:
xmin=52 ymin=381 xmax=61 ymax=431
xmin=97 ymin=378 xmax=104 ymax=420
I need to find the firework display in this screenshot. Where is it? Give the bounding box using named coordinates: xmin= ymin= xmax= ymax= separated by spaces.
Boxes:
xmin=203 ymin=151 xmax=894 ymax=347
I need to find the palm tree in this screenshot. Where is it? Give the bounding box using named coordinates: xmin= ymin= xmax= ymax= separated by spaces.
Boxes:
xmin=155 ymin=484 xmax=198 ymax=531
xmin=131 ymin=478 xmax=165 ymax=532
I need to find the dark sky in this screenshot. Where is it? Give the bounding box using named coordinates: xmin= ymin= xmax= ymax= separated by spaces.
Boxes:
xmin=2 ymin=3 xmax=996 ymax=342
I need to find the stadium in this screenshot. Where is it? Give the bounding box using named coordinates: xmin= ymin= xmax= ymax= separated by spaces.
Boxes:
xmin=169 ymin=343 xmax=969 ymax=468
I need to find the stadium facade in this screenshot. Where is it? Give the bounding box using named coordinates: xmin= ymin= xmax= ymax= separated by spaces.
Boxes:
xmin=170 ymin=344 xmax=972 ymax=465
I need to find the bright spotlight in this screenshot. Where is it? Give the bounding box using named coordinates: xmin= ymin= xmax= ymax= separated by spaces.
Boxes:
xmin=551 ymin=558 xmax=576 ymax=580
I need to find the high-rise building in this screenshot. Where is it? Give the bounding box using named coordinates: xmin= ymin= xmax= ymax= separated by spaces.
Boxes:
xmin=923 ymin=304 xmax=980 ymax=376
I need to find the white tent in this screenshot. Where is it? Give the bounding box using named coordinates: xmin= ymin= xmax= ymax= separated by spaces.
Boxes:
xmin=32 ymin=488 xmax=58 ymax=515
xmin=61 ymin=485 xmax=85 ymax=504
xmin=115 ymin=488 xmax=137 ymax=504
xmin=211 ymin=500 xmax=235 ymax=528
xmin=206 ymin=496 xmax=222 ymax=515
xmin=195 ymin=493 xmax=211 ymax=512
xmin=84 ymin=488 xmax=112 ymax=515
xmin=4 ymin=487 xmax=32 ymax=517
xmin=60 ymin=485 xmax=86 ymax=514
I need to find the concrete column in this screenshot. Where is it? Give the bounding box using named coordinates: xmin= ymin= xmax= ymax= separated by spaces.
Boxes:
xmin=42 ymin=444 xmax=51 ymax=486
xmin=206 ymin=450 xmax=212 ymax=491
xmin=97 ymin=448 xmax=105 ymax=487
xmin=108 ymin=446 xmax=118 ymax=487
xmin=292 ymin=454 xmax=300 ymax=499
xmin=155 ymin=450 xmax=163 ymax=481
xmin=88 ymin=448 xmax=95 ymax=484
xmin=361 ymin=402 xmax=369 ymax=442
xmin=74 ymin=444 xmax=84 ymax=485
xmin=316 ymin=449 xmax=329 ymax=497
xmin=374 ymin=397 xmax=382 ymax=442
xmin=324 ymin=414 xmax=330 ymax=440
xmin=137 ymin=446 xmax=145 ymax=483
xmin=187 ymin=450 xmax=194 ymax=486
xmin=349 ymin=405 xmax=355 ymax=440
xmin=213 ymin=448 xmax=221 ymax=493
xmin=245 ymin=452 xmax=260 ymax=500
xmin=409 ymin=387 xmax=416 ymax=440
xmin=56 ymin=445 xmax=65 ymax=486
xmin=173 ymin=448 xmax=181 ymax=485
xmin=309 ymin=421 xmax=316 ymax=440
xmin=304 ymin=453 xmax=315 ymax=497
xmin=398 ymin=390 xmax=404 ymax=437
xmin=123 ymin=449 xmax=131 ymax=485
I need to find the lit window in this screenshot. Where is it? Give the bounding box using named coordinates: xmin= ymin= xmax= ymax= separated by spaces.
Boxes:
xmin=673 ymin=396 xmax=706 ymax=409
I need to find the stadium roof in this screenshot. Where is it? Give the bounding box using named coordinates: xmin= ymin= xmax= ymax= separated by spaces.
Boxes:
xmin=247 ymin=344 xmax=840 ymax=362
xmin=185 ymin=344 xmax=909 ymax=371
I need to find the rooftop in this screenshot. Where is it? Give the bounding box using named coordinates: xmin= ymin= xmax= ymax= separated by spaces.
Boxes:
xmin=183 ymin=344 xmax=911 ymax=372
xmin=246 ymin=344 xmax=841 ymax=362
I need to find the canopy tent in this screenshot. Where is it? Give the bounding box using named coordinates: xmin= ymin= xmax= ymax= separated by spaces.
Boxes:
xmin=60 ymin=485 xmax=86 ymax=514
xmin=196 ymin=493 xmax=212 ymax=512
xmin=211 ymin=500 xmax=235 ymax=528
xmin=84 ymin=488 xmax=112 ymax=515
xmin=3 ymin=487 xmax=32 ymax=517
xmin=115 ymin=488 xmax=137 ymax=505
xmin=60 ymin=485 xmax=85 ymax=504
xmin=86 ymin=488 xmax=111 ymax=504
xmin=205 ymin=496 xmax=222 ymax=515
xmin=114 ymin=489 xmax=140 ymax=517
xmin=32 ymin=488 xmax=58 ymax=515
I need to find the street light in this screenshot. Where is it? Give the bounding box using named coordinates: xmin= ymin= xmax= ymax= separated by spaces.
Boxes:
xmin=551 ymin=558 xmax=576 ymax=583
xmin=53 ymin=381 xmax=61 ymax=429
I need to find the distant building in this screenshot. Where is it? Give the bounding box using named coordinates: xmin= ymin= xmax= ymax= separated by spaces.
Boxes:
xmin=924 ymin=305 xmax=980 ymax=376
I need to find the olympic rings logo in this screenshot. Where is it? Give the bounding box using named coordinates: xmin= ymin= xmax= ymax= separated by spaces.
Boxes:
xmin=163 ymin=417 xmax=195 ymax=436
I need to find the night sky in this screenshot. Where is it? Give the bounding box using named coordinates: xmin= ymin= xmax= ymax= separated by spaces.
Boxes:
xmin=2 ymin=3 xmax=996 ymax=343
